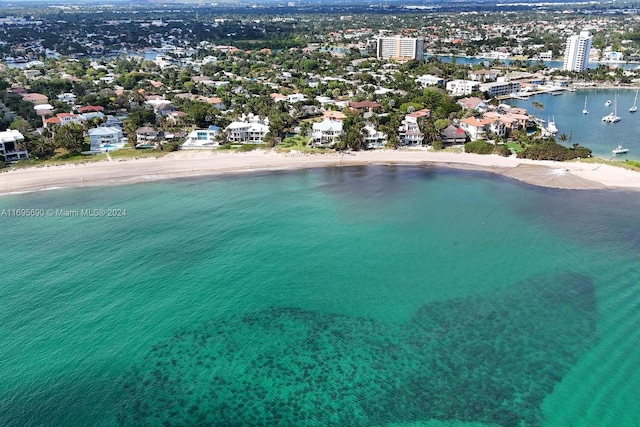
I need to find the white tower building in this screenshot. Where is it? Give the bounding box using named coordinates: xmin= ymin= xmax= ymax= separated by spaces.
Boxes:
xmin=562 ymin=30 xmax=592 ymax=72
xmin=376 ymin=36 xmax=425 ymax=61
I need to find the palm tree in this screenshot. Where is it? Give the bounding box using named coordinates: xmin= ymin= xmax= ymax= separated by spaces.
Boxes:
xmin=531 ymin=101 xmax=544 ymax=116
xmin=215 ymin=127 xmax=229 ymax=145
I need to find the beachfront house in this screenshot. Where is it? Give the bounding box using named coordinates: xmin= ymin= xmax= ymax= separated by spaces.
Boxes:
xmin=136 ymin=126 xmax=162 ymax=146
xmin=0 ymin=129 xmax=29 ymax=163
xmin=181 ymin=126 xmax=220 ymax=149
xmin=88 ymin=127 xmax=125 ymax=152
xmin=363 ymin=123 xmax=387 ymax=149
xmin=460 ymin=117 xmax=494 ymax=141
xmin=226 ymin=121 xmax=269 ymax=144
xmin=311 ymin=119 xmax=343 ymax=147
xmin=398 ymin=109 xmax=430 ymax=147
xmin=439 ymin=125 xmax=467 ymax=145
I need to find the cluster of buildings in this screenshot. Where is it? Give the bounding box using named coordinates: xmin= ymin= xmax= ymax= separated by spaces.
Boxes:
xmin=376 ymin=29 xmax=593 ymax=75
xmin=0 ymin=14 xmax=612 ymax=162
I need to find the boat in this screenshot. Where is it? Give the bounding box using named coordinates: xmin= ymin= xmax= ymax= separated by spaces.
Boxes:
xmin=612 ymin=145 xmax=629 ymax=154
xmin=605 ymin=100 xmax=612 ymax=107
xmin=582 ymin=97 xmax=589 ymax=115
xmin=602 ymin=95 xmax=621 ymax=123
xmin=546 ymin=116 xmax=558 ymax=134
xmin=630 ymin=90 xmax=638 ymax=112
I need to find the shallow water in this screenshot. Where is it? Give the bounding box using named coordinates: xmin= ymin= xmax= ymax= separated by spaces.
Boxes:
xmin=1 ymin=165 xmax=639 ymax=426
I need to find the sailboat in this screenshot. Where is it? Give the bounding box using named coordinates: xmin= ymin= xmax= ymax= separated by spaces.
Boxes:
xmin=630 ymin=90 xmax=638 ymax=112
xmin=602 ymin=95 xmax=621 ymax=123
xmin=582 ymin=97 xmax=589 ymax=114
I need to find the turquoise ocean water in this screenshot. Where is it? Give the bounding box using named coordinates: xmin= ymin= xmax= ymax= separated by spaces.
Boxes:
xmin=1 ymin=165 xmax=639 ymax=426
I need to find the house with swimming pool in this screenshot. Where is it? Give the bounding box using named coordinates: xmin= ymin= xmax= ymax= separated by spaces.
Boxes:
xmin=88 ymin=127 xmax=125 ymax=152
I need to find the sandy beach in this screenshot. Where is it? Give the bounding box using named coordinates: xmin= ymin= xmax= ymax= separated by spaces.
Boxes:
xmin=2 ymin=149 xmax=640 ymax=195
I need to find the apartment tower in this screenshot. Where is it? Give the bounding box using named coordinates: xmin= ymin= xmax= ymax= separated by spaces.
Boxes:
xmin=562 ymin=30 xmax=592 ymax=72
xmin=376 ymin=36 xmax=425 ymax=61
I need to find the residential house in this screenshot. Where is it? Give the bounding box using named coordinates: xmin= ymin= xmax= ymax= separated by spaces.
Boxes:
xmin=457 ymin=97 xmax=488 ymax=112
xmin=363 ymin=124 xmax=387 ymax=149
xmin=181 ymin=126 xmax=220 ymax=149
xmin=88 ymin=127 xmax=125 ymax=152
xmin=460 ymin=117 xmax=494 ymax=141
xmin=77 ymin=105 xmax=104 ymax=114
xmin=323 ymin=110 xmax=347 ymax=121
xmin=0 ymin=129 xmax=28 ymax=162
xmin=21 ymin=93 xmax=48 ymax=105
xmin=488 ymin=109 xmax=527 ymax=130
xmin=300 ymin=105 xmax=322 ymax=118
xmin=347 ymin=101 xmax=381 ymax=113
xmin=271 ymin=93 xmax=306 ymax=103
xmin=207 ymin=97 xmax=225 ymax=110
xmin=226 ymin=121 xmax=269 ymax=144
xmin=398 ymin=109 xmax=430 ymax=147
xmin=136 ymin=126 xmax=162 ymax=146
xmin=81 ymin=111 xmax=106 ymax=122
xmin=439 ymin=125 xmax=467 ymax=145
xmin=415 ymin=74 xmax=445 ymax=87
xmin=57 ymin=93 xmax=77 ymax=104
xmin=102 ymin=115 xmax=124 ymax=129
xmin=166 ymin=111 xmax=187 ymax=126
xmin=44 ymin=112 xmax=85 ymax=127
xmin=155 ymin=102 xmax=177 ymax=117
xmin=23 ymin=69 xmax=40 ymax=80
xmin=311 ymin=120 xmax=343 ymax=147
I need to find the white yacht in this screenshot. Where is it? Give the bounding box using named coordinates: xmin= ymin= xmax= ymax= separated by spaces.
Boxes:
xmin=612 ymin=145 xmax=628 ymax=154
xmin=630 ymin=90 xmax=638 ymax=112
xmin=605 ymin=100 xmax=612 ymax=107
xmin=546 ymin=117 xmax=558 ymax=134
xmin=582 ymin=97 xmax=589 ymax=115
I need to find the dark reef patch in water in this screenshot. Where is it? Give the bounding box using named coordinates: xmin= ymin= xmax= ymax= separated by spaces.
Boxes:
xmin=118 ymin=273 xmax=597 ymax=426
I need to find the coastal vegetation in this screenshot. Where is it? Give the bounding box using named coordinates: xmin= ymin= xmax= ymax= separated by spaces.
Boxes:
xmin=518 ymin=141 xmax=592 ymax=162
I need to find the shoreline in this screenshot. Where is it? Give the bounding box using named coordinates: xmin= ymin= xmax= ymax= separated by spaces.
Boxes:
xmin=1 ymin=149 xmax=640 ymax=196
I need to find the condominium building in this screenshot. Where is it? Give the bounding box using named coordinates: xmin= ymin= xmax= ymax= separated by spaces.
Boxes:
xmin=479 ymin=81 xmax=520 ymax=97
xmin=445 ymin=80 xmax=481 ymax=97
xmin=376 ymin=36 xmax=424 ymax=61
xmin=562 ymin=30 xmax=592 ymax=72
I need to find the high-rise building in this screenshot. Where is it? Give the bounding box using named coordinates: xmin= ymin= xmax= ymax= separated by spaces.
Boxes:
xmin=562 ymin=30 xmax=592 ymax=72
xmin=376 ymin=36 xmax=424 ymax=61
